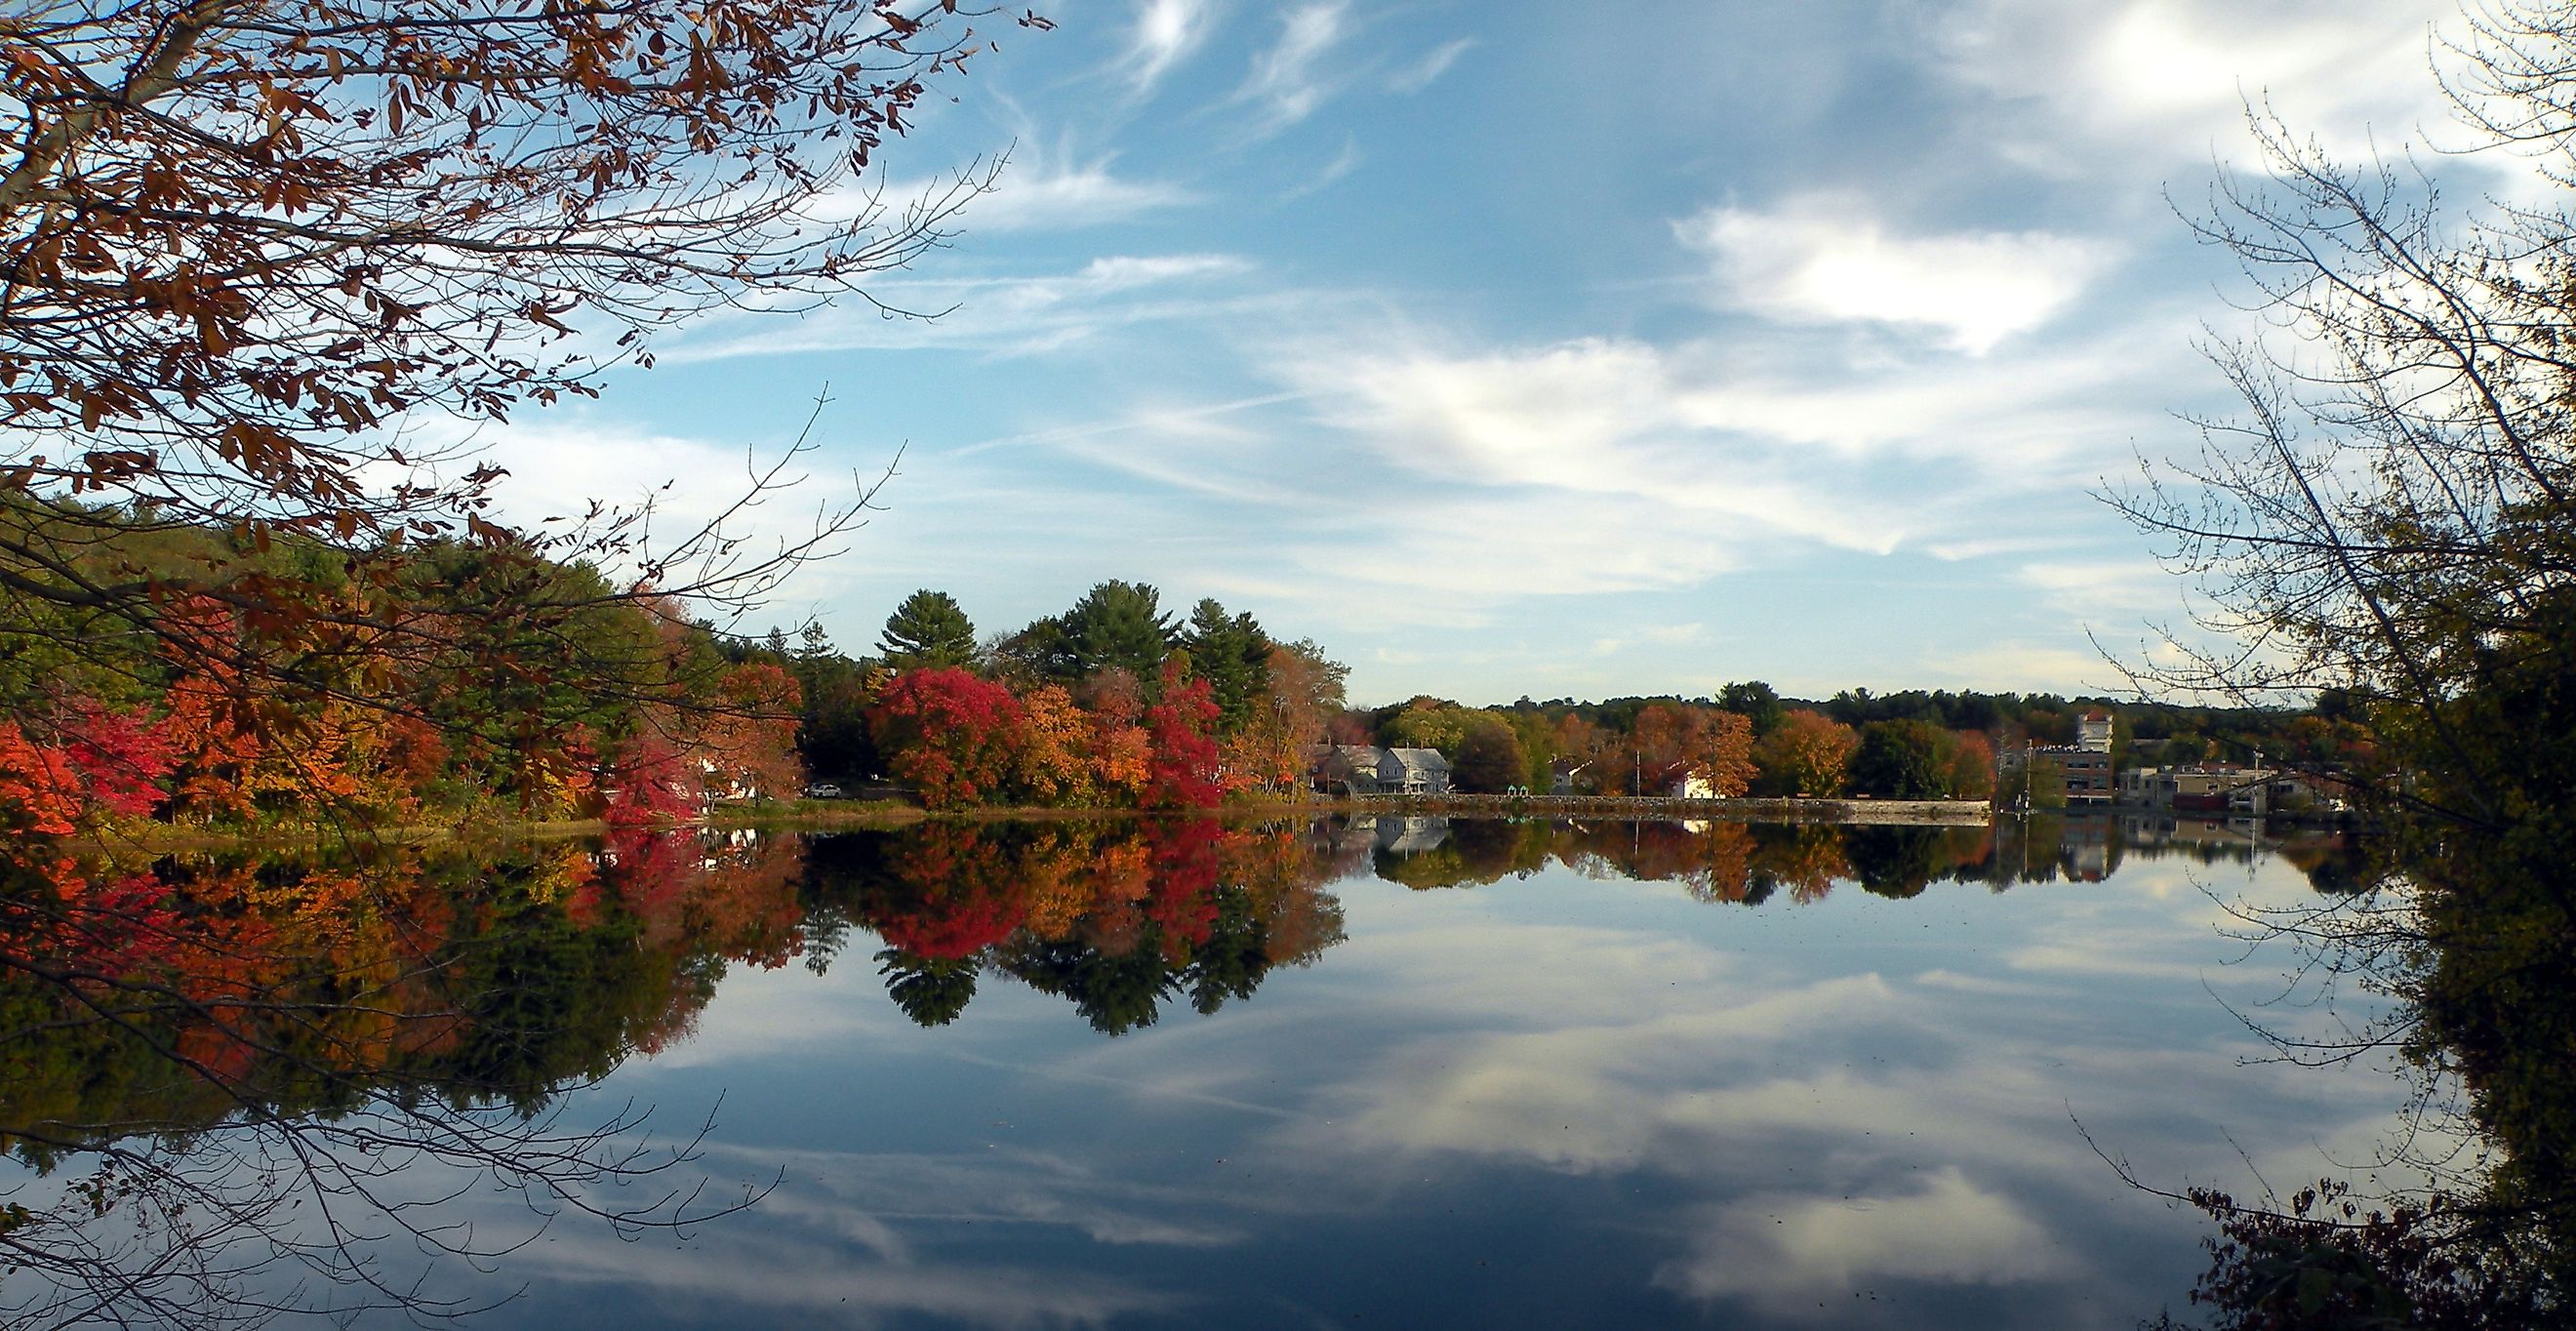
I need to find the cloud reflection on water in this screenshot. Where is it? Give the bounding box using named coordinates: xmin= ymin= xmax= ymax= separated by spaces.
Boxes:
xmin=414 ymin=825 xmax=2412 ymax=1328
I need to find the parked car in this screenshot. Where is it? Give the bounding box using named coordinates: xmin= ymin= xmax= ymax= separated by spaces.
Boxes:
xmin=804 ymin=783 xmax=844 ymax=799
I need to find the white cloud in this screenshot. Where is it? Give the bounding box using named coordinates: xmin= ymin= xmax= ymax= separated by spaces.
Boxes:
xmin=1678 ymin=198 xmax=2122 ymax=354
xmin=1124 ymin=0 xmax=1214 ymax=93
xmin=2017 ymin=557 xmax=2189 ymax=617
xmin=1288 ymin=335 xmax=1916 ymax=548
xmin=376 ymin=413 xmax=896 ymax=623
xmin=961 ymin=157 xmax=1197 ymax=233
xmin=1237 ymin=3 xmax=1348 ymax=132
xmin=1931 ymin=0 xmax=2449 ymax=175
xmin=660 ymin=252 xmax=1256 ymax=361
xmin=1389 ymin=38 xmax=1473 ymax=94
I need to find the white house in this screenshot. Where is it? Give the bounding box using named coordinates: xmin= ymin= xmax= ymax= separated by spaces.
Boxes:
xmin=1379 ymin=747 xmax=1453 ymax=795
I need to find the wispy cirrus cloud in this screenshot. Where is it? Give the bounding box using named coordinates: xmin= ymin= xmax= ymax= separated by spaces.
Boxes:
xmin=957 ymin=154 xmax=1198 ymax=233
xmin=1236 ymin=3 xmax=1348 ymax=133
xmin=1388 ymin=37 xmax=1473 ymax=94
xmin=660 ymin=252 xmax=1257 ymax=361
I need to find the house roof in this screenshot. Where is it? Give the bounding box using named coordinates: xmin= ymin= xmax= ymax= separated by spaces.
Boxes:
xmin=1384 ymin=746 xmax=1451 ymax=774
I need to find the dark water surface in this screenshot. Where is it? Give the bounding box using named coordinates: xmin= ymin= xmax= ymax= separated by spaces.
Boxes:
xmin=0 ymin=816 xmax=2404 ymax=1329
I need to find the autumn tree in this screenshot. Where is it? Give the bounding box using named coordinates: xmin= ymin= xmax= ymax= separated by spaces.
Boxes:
xmin=1014 ymin=683 xmax=1103 ymax=806
xmin=1221 ymin=639 xmax=1346 ymax=793
xmin=867 ymin=667 xmax=1026 ymax=810
xmin=1143 ymin=661 xmax=1223 ymax=809
xmin=691 ymin=663 xmax=805 ymax=800
xmin=1690 ymin=711 xmax=1758 ymax=798
xmin=0 ymin=0 xmax=1046 ymax=787
xmin=1753 ymin=709 xmax=1859 ymax=797
xmin=1945 ymin=729 xmax=1998 ymax=801
xmin=1622 ymin=703 xmax=1719 ymax=794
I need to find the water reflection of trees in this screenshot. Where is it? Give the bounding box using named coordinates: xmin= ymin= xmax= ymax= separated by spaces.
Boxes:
xmin=0 ymin=819 xmax=1350 ymax=1323
xmin=0 ymin=830 xmax=809 ymax=1327
xmin=1338 ymin=814 xmax=2366 ymax=902
xmin=2122 ymin=828 xmax=2575 ymax=1329
xmin=799 ymin=820 xmax=1348 ymax=1034
xmin=7 ymin=812 xmax=2418 ymax=1326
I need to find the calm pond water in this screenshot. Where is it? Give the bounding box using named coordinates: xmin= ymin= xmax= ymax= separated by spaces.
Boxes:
xmin=1 ymin=815 xmax=2411 ymax=1329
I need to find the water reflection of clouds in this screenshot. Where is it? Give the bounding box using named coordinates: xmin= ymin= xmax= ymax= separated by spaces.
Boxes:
xmin=706 ymin=1144 xmax=1257 ymax=1250
xmin=465 ymin=839 xmax=2415 ymax=1328
xmin=518 ymin=1224 xmax=1184 ymax=1328
xmin=1220 ymin=858 xmax=2404 ymax=1317
xmin=427 ymin=1141 xmax=1240 ymax=1328
xmin=1656 ymin=1169 xmax=2076 ymax=1309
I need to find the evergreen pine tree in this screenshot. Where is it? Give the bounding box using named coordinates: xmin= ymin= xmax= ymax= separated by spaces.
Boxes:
xmin=878 ymin=590 xmax=978 ymax=670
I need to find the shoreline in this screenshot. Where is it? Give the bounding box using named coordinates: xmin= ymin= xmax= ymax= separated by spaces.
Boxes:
xmin=59 ymin=793 xmax=1997 ymax=856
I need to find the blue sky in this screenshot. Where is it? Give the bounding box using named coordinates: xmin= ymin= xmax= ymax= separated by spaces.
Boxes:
xmin=473 ymin=0 xmax=2483 ymax=706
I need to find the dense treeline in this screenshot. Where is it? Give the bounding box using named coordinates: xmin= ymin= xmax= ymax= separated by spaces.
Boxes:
xmin=1346 ymin=684 xmax=2370 ymax=804
xmin=746 ymin=581 xmax=1349 ymax=812
xmin=0 ymin=498 xmax=806 ymax=836
xmin=4 ymin=505 xmax=2377 ymax=836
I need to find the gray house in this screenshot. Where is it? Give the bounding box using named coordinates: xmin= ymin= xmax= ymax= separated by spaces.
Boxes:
xmin=1379 ymin=746 xmax=1453 ymax=795
xmin=1312 ymin=745 xmax=1455 ymax=796
xmin=1314 ymin=745 xmax=1384 ymax=794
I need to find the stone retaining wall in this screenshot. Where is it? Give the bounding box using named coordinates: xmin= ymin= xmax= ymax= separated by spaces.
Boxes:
xmin=1320 ymin=793 xmax=1992 ymax=825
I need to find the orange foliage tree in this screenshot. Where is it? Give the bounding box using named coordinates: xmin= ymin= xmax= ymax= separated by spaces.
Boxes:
xmin=1013 ymin=684 xmax=1094 ymax=805
xmin=1622 ymin=704 xmax=1754 ymax=796
xmin=1754 ymin=709 xmax=1861 ymax=797
xmin=1948 ymin=730 xmax=1999 ymax=800
xmin=0 ymin=722 xmax=81 ymax=835
xmin=693 ymin=663 xmax=805 ymax=801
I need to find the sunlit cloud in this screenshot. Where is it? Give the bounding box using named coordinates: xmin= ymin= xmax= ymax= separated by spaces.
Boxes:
xmin=1677 ymin=198 xmax=2123 ymax=354
xmin=1123 ymin=0 xmax=1216 ymax=93
xmin=1930 ymin=0 xmax=2449 ymax=174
